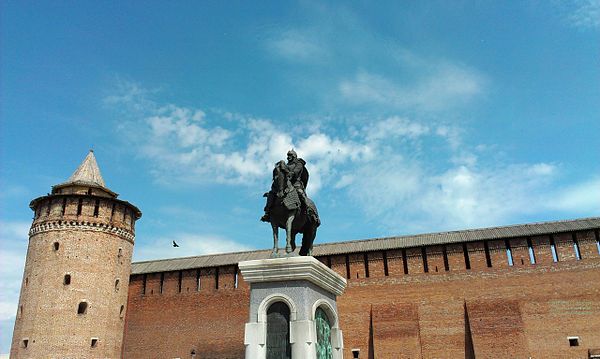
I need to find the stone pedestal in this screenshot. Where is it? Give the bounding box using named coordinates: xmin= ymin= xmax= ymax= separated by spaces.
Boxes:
xmin=239 ymin=256 xmax=347 ymax=359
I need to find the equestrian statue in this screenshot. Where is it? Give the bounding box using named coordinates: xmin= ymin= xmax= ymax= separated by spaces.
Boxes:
xmin=261 ymin=150 xmax=320 ymax=257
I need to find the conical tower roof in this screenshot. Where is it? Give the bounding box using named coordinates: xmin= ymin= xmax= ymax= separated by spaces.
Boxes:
xmin=67 ymin=150 xmax=106 ymax=187
xmin=52 ymin=150 xmax=117 ymax=197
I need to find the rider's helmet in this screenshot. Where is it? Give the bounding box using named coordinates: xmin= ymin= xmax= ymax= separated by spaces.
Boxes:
xmin=287 ymin=149 xmax=297 ymax=160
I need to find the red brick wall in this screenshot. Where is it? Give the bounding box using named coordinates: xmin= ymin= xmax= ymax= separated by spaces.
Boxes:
xmin=123 ymin=230 xmax=600 ymax=358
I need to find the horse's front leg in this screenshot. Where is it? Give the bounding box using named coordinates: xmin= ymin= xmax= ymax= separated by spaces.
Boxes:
xmin=271 ymin=223 xmax=279 ymax=258
xmin=285 ymin=213 xmax=295 ymax=254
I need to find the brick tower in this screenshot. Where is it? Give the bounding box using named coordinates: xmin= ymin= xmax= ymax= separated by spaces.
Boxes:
xmin=10 ymin=151 xmax=141 ymax=358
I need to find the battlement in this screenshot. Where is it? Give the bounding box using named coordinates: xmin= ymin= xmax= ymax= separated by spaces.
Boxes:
xmin=127 ymin=225 xmax=600 ymax=297
xmin=29 ymin=194 xmax=141 ymax=241
xmin=123 ymin=219 xmax=600 ymax=358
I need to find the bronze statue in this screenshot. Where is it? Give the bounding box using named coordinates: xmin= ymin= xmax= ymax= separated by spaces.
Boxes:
xmin=261 ymin=150 xmax=320 ymax=256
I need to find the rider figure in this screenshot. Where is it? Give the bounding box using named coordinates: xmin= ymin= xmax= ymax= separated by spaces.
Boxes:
xmin=261 ymin=150 xmax=309 ymax=222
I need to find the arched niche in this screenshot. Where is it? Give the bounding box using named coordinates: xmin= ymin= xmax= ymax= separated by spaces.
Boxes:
xmin=257 ymin=293 xmax=298 ymax=323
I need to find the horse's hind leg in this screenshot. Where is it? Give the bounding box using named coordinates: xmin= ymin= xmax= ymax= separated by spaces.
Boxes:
xmin=271 ymin=223 xmax=279 ymax=258
xmin=285 ymin=213 xmax=295 ymax=254
xmin=299 ymin=225 xmax=316 ymax=256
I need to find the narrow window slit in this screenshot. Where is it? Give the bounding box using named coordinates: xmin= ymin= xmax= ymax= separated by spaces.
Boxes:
xmin=572 ymin=233 xmax=582 ymax=260
xmin=64 ymin=274 xmax=71 ymax=285
xmin=463 ymin=243 xmax=471 ymax=270
xmin=53 ymin=242 xmax=60 ymax=251
xmin=177 ymin=271 xmax=182 ymax=293
xmin=93 ymin=199 xmax=99 ymax=217
xmin=484 ymin=241 xmax=492 ymax=267
xmin=383 ymin=251 xmax=389 ymax=276
xmin=196 ymin=269 xmax=201 ymax=291
xmin=421 ymin=247 xmax=429 ymax=273
xmin=142 ymin=274 xmax=147 ymax=295
xmin=234 ymin=266 xmax=239 ymax=289
xmin=363 ymin=253 xmax=370 ymax=278
xmin=442 ymin=246 xmax=449 ymax=271
xmin=402 ymin=249 xmax=408 ymax=274
xmin=61 ymin=198 xmax=67 ymax=216
xmin=215 ymin=267 xmax=219 ymax=289
xmin=90 ymin=338 xmax=98 ymax=348
xmin=527 ymin=237 xmax=536 ymax=264
xmin=76 ymin=198 xmax=83 ymax=216
xmin=550 ymin=235 xmax=559 ymax=262
xmin=77 ymin=301 xmax=88 ymax=315
xmin=505 ymin=240 xmax=514 ymax=266
xmin=159 ymin=273 xmax=164 ymax=294
xmin=345 ymin=254 xmax=351 ymax=279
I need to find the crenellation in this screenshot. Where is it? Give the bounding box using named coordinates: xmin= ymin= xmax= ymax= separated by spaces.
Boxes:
xmin=466 ymin=241 xmax=488 ymax=271
xmin=576 ymin=230 xmax=598 ymax=258
xmin=406 ymin=247 xmax=425 ymax=274
xmin=348 ymin=253 xmax=366 ymax=279
xmin=329 ymin=254 xmax=347 ymax=279
xmin=554 ymin=232 xmax=577 ymax=262
xmin=509 ymin=237 xmax=530 ymax=267
xmin=366 ymin=251 xmax=385 ymax=278
xmin=426 ymin=245 xmax=446 ymax=273
xmin=446 ymin=243 xmax=467 ymax=271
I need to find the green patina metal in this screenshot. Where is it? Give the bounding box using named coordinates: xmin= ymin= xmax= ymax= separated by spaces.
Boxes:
xmin=266 ymin=302 xmax=291 ymax=359
xmin=315 ymin=307 xmax=332 ymax=359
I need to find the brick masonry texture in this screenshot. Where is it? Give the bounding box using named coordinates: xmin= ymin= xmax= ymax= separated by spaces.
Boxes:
xmin=122 ymin=229 xmax=600 ymax=358
xmin=11 ymin=193 xmax=139 ymax=358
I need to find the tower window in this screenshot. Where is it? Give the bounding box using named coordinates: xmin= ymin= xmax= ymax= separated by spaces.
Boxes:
xmin=19 ymin=305 xmax=23 ymax=318
xmin=118 ymin=247 xmax=123 ymax=257
xmin=568 ymin=336 xmax=579 ymax=346
xmin=53 ymin=242 xmax=60 ymax=251
xmin=22 ymin=339 xmax=29 ymax=349
xmin=115 ymin=279 xmax=120 ymax=292
xmin=77 ymin=301 xmax=88 ymax=315
xmin=90 ymin=338 xmax=98 ymax=348
xmin=352 ymin=349 xmax=360 ymax=358
xmin=61 ymin=197 xmax=67 ymax=215
xmin=64 ymin=274 xmax=71 ymax=285
xmin=93 ymin=199 xmax=99 ymax=217
xmin=119 ymin=305 xmax=125 ymax=319
xmin=77 ymin=198 xmax=83 ymax=216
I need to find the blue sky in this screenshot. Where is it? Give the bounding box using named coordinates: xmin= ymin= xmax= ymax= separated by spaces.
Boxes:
xmin=1 ymin=0 xmax=599 ymax=354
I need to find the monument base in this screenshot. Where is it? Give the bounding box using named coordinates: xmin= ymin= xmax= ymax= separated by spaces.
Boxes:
xmin=239 ymin=256 xmax=347 ymax=359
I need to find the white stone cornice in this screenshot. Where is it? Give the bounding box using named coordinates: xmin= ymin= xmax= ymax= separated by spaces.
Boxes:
xmin=239 ymin=256 xmax=347 ymax=296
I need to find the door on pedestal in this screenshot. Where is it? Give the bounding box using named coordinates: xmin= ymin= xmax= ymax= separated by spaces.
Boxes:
xmin=315 ymin=307 xmax=332 ymax=359
xmin=266 ymin=301 xmax=291 ymax=359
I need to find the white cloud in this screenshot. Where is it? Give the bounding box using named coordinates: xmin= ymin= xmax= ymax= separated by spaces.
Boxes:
xmin=567 ymin=0 xmax=600 ymax=29
xmin=108 ymin=80 xmax=598 ymax=235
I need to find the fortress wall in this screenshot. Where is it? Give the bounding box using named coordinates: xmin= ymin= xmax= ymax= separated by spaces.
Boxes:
xmin=123 ymin=229 xmax=600 ymax=358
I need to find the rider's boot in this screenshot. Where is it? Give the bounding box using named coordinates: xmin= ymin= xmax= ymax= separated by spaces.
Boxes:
xmin=260 ymin=210 xmax=270 ymax=222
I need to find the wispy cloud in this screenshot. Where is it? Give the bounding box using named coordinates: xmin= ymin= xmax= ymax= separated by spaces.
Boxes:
xmin=107 ymin=80 xmax=598 ymax=234
xmin=566 ymin=0 xmax=600 ymax=29
xmin=339 ymin=63 xmax=485 ymax=111
xmin=267 ymin=29 xmax=329 ymax=63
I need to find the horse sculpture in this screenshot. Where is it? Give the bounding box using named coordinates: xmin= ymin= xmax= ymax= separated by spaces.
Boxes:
xmin=267 ymin=161 xmax=319 ymax=257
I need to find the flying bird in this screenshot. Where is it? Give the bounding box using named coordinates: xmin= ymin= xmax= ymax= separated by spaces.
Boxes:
xmin=172 ymin=240 xmax=179 ymax=248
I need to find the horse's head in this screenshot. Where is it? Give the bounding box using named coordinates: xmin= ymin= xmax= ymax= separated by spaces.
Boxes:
xmin=272 ymin=160 xmax=289 ymax=192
